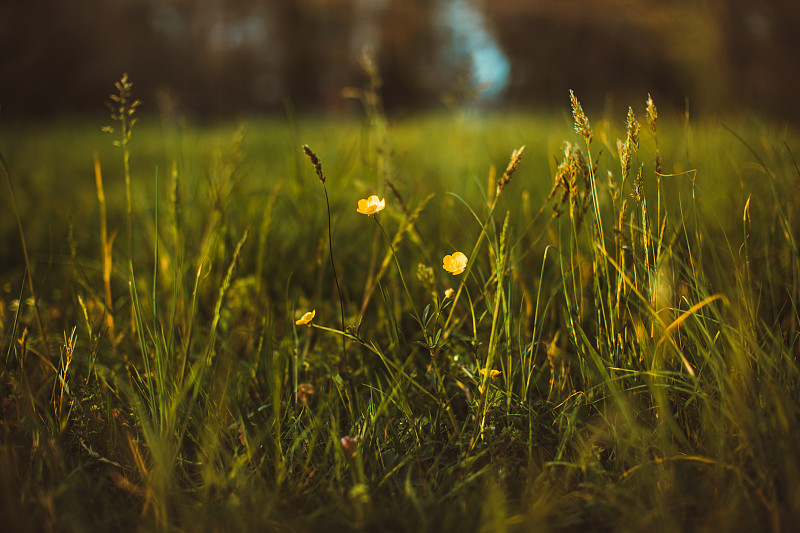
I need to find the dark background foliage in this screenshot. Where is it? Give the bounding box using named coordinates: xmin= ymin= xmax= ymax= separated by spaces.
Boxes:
xmin=1 ymin=0 xmax=798 ymax=119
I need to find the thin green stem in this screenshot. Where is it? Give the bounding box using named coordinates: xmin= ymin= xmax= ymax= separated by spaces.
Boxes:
xmin=323 ymin=184 xmax=348 ymax=370
xmin=0 ymin=153 xmax=52 ymax=361
xmin=373 ymin=215 xmax=426 ymax=343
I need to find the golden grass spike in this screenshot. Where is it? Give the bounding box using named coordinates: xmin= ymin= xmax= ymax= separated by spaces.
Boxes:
xmin=496 ymin=145 xmax=525 ymax=196
xmin=646 ymin=93 xmax=658 ymax=133
xmin=633 ymin=165 xmax=644 ymax=204
xmin=619 ymin=108 xmax=640 ymax=186
xmin=569 ymin=90 xmax=592 ymax=143
xmin=626 ymin=107 xmax=640 ymax=151
xmin=619 ymin=138 xmax=631 ymax=184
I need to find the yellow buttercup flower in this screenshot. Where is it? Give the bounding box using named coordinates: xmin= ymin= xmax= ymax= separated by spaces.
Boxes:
xmin=443 ymin=252 xmax=467 ymax=275
xmin=295 ymin=310 xmax=315 ymax=326
xmin=479 ymin=368 xmax=501 ymax=379
xmin=357 ymin=195 xmax=386 ymax=216
xmin=444 ymin=288 xmax=455 ymax=299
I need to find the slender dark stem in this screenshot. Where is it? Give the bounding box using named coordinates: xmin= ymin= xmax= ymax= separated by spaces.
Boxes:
xmin=323 ymin=185 xmax=348 ymax=370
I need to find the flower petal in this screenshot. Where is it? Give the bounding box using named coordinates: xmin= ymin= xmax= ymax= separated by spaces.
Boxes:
xmin=443 ymin=252 xmax=467 ymax=274
xmin=357 ymin=195 xmax=386 ymax=215
xmin=295 ymin=310 xmax=315 ymax=326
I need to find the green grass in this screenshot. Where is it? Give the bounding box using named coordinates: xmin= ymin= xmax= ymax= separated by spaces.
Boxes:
xmin=2 ymin=85 xmax=800 ymax=532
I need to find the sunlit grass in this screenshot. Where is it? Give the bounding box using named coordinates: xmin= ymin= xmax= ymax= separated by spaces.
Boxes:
xmin=1 ymin=75 xmax=800 ymax=532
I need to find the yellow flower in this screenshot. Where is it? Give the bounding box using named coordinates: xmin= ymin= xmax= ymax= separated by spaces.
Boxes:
xmin=295 ymin=310 xmax=315 ymax=326
xmin=479 ymin=368 xmax=501 ymax=379
xmin=444 ymin=288 xmax=455 ymax=299
xmin=443 ymin=252 xmax=467 ymax=275
xmin=357 ymin=195 xmax=386 ymax=216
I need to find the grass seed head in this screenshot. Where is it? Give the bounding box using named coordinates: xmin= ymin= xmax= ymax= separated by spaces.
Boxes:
xmin=547 ymin=142 xmax=591 ymax=230
xmin=646 ymin=94 xmax=658 ymax=133
xmin=416 ymin=263 xmax=435 ymax=293
xmin=655 ymin=149 xmax=662 ymax=176
xmin=570 ymin=90 xmax=592 ymax=143
xmin=303 ymin=145 xmax=325 ymax=184
xmin=106 ymin=73 xmax=141 ymax=145
xmin=496 ymin=145 xmax=525 ymax=195
xmin=618 ymin=138 xmax=632 ymax=182
xmin=618 ymin=108 xmax=640 ymax=184
xmin=626 ymin=107 xmax=640 ymax=151
xmin=608 ymin=170 xmax=619 ymax=202
xmin=633 ymin=165 xmax=645 ymax=204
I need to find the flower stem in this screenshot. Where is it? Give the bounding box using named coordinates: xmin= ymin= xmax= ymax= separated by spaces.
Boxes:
xmin=373 ymin=216 xmax=427 ymax=344
xmin=323 ymin=184 xmax=348 ymax=371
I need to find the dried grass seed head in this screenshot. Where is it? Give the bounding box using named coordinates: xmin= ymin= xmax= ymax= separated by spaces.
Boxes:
xmin=626 ymin=107 xmax=640 ymax=151
xmin=303 ymin=145 xmax=325 ymax=184
xmin=106 ymin=73 xmax=141 ymax=143
xmin=618 ymin=138 xmax=632 ymax=182
xmin=569 ymin=90 xmax=592 ymax=143
xmin=633 ymin=165 xmax=645 ymax=204
xmin=497 ymin=145 xmax=525 ymax=195
xmin=646 ymin=94 xmax=658 ymax=133
xmin=416 ymin=263 xmax=435 ymax=292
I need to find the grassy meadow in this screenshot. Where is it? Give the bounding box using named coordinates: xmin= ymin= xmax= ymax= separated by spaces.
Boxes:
xmin=2 ymin=79 xmax=800 ymax=532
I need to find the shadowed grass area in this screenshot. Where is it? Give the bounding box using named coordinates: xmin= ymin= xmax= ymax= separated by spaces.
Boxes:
xmin=1 ymin=77 xmax=800 ymax=532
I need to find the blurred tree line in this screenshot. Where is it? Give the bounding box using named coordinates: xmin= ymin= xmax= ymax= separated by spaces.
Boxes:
xmin=1 ymin=0 xmax=798 ymax=119
xmin=479 ymin=0 xmax=800 ymax=119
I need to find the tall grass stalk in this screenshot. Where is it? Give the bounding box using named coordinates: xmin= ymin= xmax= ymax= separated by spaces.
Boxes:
xmin=106 ymin=74 xmax=141 ymax=345
xmin=439 ymin=146 xmax=525 ymax=349
xmin=92 ymin=153 xmax=116 ymax=346
xmin=0 ymin=152 xmax=52 ymax=361
xmin=303 ymin=145 xmax=347 ymax=371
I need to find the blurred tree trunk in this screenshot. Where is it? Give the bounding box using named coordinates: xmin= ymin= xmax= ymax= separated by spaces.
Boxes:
xmin=375 ymin=0 xmax=444 ymax=110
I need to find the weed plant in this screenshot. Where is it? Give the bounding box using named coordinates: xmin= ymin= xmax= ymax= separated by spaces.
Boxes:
xmin=1 ymin=73 xmax=800 ymax=532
